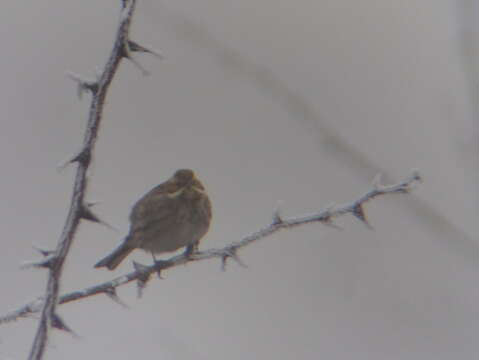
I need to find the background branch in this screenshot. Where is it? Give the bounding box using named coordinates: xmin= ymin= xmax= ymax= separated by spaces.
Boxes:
xmin=1 ymin=170 xmax=421 ymax=325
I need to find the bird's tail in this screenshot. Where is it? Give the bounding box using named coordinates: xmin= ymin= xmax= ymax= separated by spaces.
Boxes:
xmin=94 ymin=243 xmax=134 ymax=270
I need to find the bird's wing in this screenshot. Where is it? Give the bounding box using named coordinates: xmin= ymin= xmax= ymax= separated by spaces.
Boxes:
xmin=128 ymin=182 xmax=178 ymax=231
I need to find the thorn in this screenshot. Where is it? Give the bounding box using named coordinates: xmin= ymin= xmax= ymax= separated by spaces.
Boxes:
xmin=319 ymin=205 xmax=341 ymax=229
xmin=121 ymin=40 xmax=131 ymax=59
xmin=133 ymin=261 xmax=151 ymax=298
xmin=220 ymin=248 xmax=247 ymax=271
xmin=136 ymin=279 xmax=147 ymax=299
xmin=272 ymin=203 xmax=283 ymax=225
xmin=32 ymin=245 xmax=55 ymax=257
xmin=121 ymin=41 xmax=150 ymax=76
xmin=128 ymin=56 xmax=150 ymax=76
xmin=80 ymin=203 xmax=100 ymax=222
xmin=21 ymin=255 xmax=57 ymax=270
xmin=56 ymin=149 xmax=91 ymax=172
xmin=70 ymin=147 xmax=92 ymax=166
xmin=230 ymin=251 xmax=247 ymax=268
xmin=105 ymin=288 xmax=129 ymax=308
xmin=352 ymin=204 xmax=373 ymax=230
xmin=66 ymin=71 xmax=98 ymax=99
xmin=128 ymin=40 xmax=164 ymax=59
xmin=80 ymin=203 xmax=116 ymax=231
xmin=56 ymin=155 xmax=75 ymax=173
xmin=51 ymin=313 xmax=79 ymax=338
xmin=395 ymin=169 xmax=422 ymax=193
xmin=220 ymin=254 xmax=228 ymax=272
xmin=410 ymin=168 xmax=422 ymax=184
xmin=58 ymin=148 xmax=91 ymax=172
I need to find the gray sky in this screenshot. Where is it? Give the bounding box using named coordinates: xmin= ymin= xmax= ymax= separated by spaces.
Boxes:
xmin=1 ymin=1 xmax=479 ymax=359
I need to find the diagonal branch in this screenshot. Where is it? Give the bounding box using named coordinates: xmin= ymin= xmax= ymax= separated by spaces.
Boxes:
xmin=27 ymin=1 xmax=140 ymax=359
xmin=1 ymin=170 xmax=421 ymax=325
xmin=152 ymin=6 xmax=479 ymax=265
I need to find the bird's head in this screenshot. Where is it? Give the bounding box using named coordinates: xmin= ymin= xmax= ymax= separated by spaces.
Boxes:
xmin=173 ymin=169 xmax=195 ymax=187
xmin=169 ymin=169 xmax=206 ymax=199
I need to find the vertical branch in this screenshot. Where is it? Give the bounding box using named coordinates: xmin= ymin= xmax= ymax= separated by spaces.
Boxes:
xmin=28 ymin=1 xmax=138 ymax=359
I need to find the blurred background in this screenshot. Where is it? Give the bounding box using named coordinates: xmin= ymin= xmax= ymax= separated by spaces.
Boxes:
xmin=1 ymin=1 xmax=479 ymax=359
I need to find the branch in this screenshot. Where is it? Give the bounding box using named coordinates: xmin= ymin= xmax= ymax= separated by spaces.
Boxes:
xmin=1 ymin=170 xmax=421 ymax=324
xmin=156 ymin=6 xmax=479 ymax=265
xmin=27 ymin=1 xmax=146 ymax=359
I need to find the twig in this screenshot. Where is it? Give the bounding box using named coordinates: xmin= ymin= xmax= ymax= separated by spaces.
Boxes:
xmin=1 ymin=170 xmax=421 ymax=325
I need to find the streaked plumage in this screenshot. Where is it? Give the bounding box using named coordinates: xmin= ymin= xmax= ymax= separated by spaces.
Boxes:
xmin=94 ymin=169 xmax=212 ymax=270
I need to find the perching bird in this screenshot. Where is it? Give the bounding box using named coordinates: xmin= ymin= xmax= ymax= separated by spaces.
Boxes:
xmin=94 ymin=169 xmax=212 ymax=270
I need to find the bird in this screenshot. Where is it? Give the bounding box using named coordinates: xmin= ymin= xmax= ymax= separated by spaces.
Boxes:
xmin=94 ymin=169 xmax=212 ymax=270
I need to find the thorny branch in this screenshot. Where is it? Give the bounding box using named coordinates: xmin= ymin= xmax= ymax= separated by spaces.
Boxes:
xmin=1 ymin=170 xmax=421 ymax=325
xmin=2 ymin=1 xmax=423 ymax=357
xmin=26 ymin=1 xmax=156 ymax=359
xmin=155 ymin=7 xmax=479 ymax=266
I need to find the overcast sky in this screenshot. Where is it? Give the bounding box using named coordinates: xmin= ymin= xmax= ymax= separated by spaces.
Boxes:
xmin=1 ymin=1 xmax=479 ymax=359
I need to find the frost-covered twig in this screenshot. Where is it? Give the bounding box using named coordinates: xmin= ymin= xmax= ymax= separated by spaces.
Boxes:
xmin=1 ymin=170 xmax=421 ymax=325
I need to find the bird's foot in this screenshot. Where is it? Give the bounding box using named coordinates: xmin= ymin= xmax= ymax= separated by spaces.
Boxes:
xmin=183 ymin=243 xmax=199 ymax=259
xmin=152 ymin=259 xmax=170 ymax=279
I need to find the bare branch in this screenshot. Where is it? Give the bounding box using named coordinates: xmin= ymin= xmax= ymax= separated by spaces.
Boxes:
xmin=1 ymin=170 xmax=421 ymax=325
xmin=27 ymin=1 xmax=141 ymax=359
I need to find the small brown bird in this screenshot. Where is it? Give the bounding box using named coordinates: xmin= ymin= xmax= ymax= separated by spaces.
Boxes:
xmin=94 ymin=169 xmax=212 ymax=270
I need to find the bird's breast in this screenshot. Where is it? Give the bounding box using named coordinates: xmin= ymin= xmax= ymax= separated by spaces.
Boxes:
xmin=137 ymin=196 xmax=211 ymax=254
